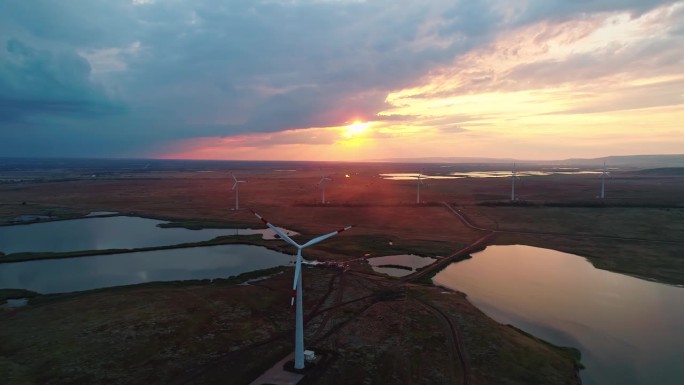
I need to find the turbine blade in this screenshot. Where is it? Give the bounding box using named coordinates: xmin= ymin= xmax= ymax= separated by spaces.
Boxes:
xmin=232 ymin=182 xmax=238 ymax=190
xmin=291 ymin=255 xmax=301 ymax=306
xmin=232 ymin=173 xmax=238 ymax=183
xmin=301 ymin=225 xmax=353 ymax=248
xmin=251 ymin=210 xmax=300 ymax=248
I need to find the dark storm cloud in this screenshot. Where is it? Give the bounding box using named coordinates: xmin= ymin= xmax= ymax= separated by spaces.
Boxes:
xmin=0 ymin=38 xmax=122 ymax=122
xmin=0 ymin=0 xmax=680 ymax=157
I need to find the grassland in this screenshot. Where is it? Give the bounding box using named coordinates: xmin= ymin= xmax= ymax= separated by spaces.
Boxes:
xmin=1 ymin=269 xmax=580 ymax=385
xmin=2 ymin=161 xmax=683 ymax=383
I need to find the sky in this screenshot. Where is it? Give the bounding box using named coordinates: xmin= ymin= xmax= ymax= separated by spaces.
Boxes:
xmin=1 ymin=0 xmax=683 ymax=161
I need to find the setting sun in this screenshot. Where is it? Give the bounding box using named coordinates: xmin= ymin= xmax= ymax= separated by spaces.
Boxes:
xmin=342 ymin=121 xmax=371 ymax=138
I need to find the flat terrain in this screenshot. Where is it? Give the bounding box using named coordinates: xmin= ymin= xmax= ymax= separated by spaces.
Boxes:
xmin=1 ymin=159 xmax=683 ymax=384
xmin=1 ymin=161 xmax=682 ymax=283
xmin=0 ymin=269 xmax=580 ymax=385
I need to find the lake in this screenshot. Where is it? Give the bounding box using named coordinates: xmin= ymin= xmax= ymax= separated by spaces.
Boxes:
xmin=0 ymin=244 xmax=291 ymax=294
xmin=379 ymin=170 xmax=602 ymax=180
xmin=0 ymin=216 xmax=296 ymax=254
xmin=433 ymin=245 xmax=684 ymax=385
xmin=367 ymin=254 xmax=437 ymax=277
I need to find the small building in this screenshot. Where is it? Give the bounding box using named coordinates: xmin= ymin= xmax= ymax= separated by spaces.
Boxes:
xmin=303 ymin=350 xmax=316 ymax=363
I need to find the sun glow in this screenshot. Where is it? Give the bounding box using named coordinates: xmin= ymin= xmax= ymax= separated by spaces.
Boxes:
xmin=342 ymin=121 xmax=371 ymax=138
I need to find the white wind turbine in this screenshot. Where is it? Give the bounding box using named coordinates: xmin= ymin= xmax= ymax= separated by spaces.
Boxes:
xmin=511 ymin=163 xmax=520 ymax=201
xmin=252 ymin=210 xmax=353 ymax=370
xmin=416 ymin=171 xmax=424 ymax=204
xmin=231 ymin=173 xmax=246 ymax=210
xmin=318 ymin=175 xmax=332 ymax=204
xmin=600 ymin=161 xmax=609 ymax=199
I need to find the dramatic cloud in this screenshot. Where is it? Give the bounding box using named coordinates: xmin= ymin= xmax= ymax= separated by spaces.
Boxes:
xmin=0 ymin=0 xmax=682 ymax=159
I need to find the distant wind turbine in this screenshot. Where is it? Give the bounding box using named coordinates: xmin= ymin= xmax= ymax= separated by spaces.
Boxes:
xmin=511 ymin=163 xmax=520 ymax=201
xmin=252 ymin=210 xmax=353 ymax=370
xmin=318 ymin=175 xmax=332 ymax=204
xmin=416 ymin=171 xmax=424 ymax=204
xmin=600 ymin=161 xmax=609 ymax=199
xmin=231 ymin=173 xmax=246 ymax=210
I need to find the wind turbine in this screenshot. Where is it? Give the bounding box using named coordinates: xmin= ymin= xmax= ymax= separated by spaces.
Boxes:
xmin=231 ymin=173 xmax=246 ymax=210
xmin=511 ymin=163 xmax=519 ymax=201
xmin=416 ymin=171 xmax=423 ymax=204
xmin=252 ymin=210 xmax=353 ymax=370
xmin=600 ymin=161 xmax=609 ymax=199
xmin=318 ymin=175 xmax=331 ymax=204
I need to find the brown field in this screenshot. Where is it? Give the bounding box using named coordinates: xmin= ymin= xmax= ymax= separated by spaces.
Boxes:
xmin=1 ymin=160 xmax=683 ymax=384
xmin=0 ymin=269 xmax=580 ymax=385
xmin=1 ymin=163 xmax=682 ymax=282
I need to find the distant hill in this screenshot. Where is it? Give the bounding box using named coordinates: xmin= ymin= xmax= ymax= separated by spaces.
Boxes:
xmin=378 ymin=154 xmax=684 ymax=168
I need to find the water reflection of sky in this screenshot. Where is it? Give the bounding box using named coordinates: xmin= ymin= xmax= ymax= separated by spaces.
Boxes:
xmin=0 ymin=216 xmax=297 ymax=254
xmin=379 ymin=173 xmax=464 ymax=180
xmin=379 ymin=170 xmax=603 ymax=180
xmin=367 ymin=254 xmax=437 ymax=277
xmin=433 ymin=245 xmax=684 ymax=385
xmin=0 ymin=244 xmax=290 ymax=294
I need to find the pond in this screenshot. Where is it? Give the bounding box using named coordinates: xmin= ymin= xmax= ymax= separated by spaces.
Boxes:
xmin=1 ymin=298 xmax=29 ymax=308
xmin=0 ymin=216 xmax=297 ymax=254
xmin=379 ymin=170 xmax=602 ymax=180
xmin=432 ymin=245 xmax=684 ymax=385
xmin=367 ymin=254 xmax=437 ymax=277
xmin=446 ymin=170 xmax=603 ymax=178
xmin=0 ymin=244 xmax=291 ymax=294
xmin=379 ymin=173 xmax=463 ymax=180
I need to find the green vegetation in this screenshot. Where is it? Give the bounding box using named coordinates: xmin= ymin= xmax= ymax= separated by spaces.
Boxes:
xmin=0 ymin=234 xmax=279 ymax=264
xmin=495 ymin=233 xmax=684 ymax=285
xmin=472 ymin=206 xmax=684 ymax=285
xmin=0 ymin=231 xmax=457 ymax=268
xmin=25 ymin=266 xmax=289 ymax=307
xmin=156 ymin=219 xmax=256 ymax=230
xmin=506 ymin=324 xmax=583 ymax=368
xmin=307 ymin=234 xmax=459 ymax=261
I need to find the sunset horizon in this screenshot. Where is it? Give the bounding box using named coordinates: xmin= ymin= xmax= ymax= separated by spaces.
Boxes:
xmin=2 ymin=1 xmax=682 ymax=161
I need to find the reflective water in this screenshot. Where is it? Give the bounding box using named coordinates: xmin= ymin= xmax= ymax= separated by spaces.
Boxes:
xmin=448 ymin=170 xmax=602 ymax=178
xmin=0 ymin=298 xmax=28 ymax=308
xmin=433 ymin=245 xmax=684 ymax=385
xmin=379 ymin=173 xmax=464 ymax=180
xmin=379 ymin=170 xmax=602 ymax=180
xmin=0 ymin=216 xmax=296 ymax=254
xmin=367 ymin=254 xmax=437 ymax=277
xmin=0 ymin=244 xmax=290 ymax=294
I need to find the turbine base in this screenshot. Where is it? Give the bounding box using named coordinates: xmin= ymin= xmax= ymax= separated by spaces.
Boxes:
xmin=283 ymin=350 xmax=326 ymax=374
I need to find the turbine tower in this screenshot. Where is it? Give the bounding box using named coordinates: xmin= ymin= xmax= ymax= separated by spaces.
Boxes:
xmin=231 ymin=173 xmax=246 ymax=210
xmin=600 ymin=161 xmax=609 ymax=199
xmin=511 ymin=163 xmax=519 ymax=201
xmin=252 ymin=210 xmax=353 ymax=370
xmin=318 ymin=175 xmax=331 ymax=204
xmin=416 ymin=171 xmax=423 ymax=204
